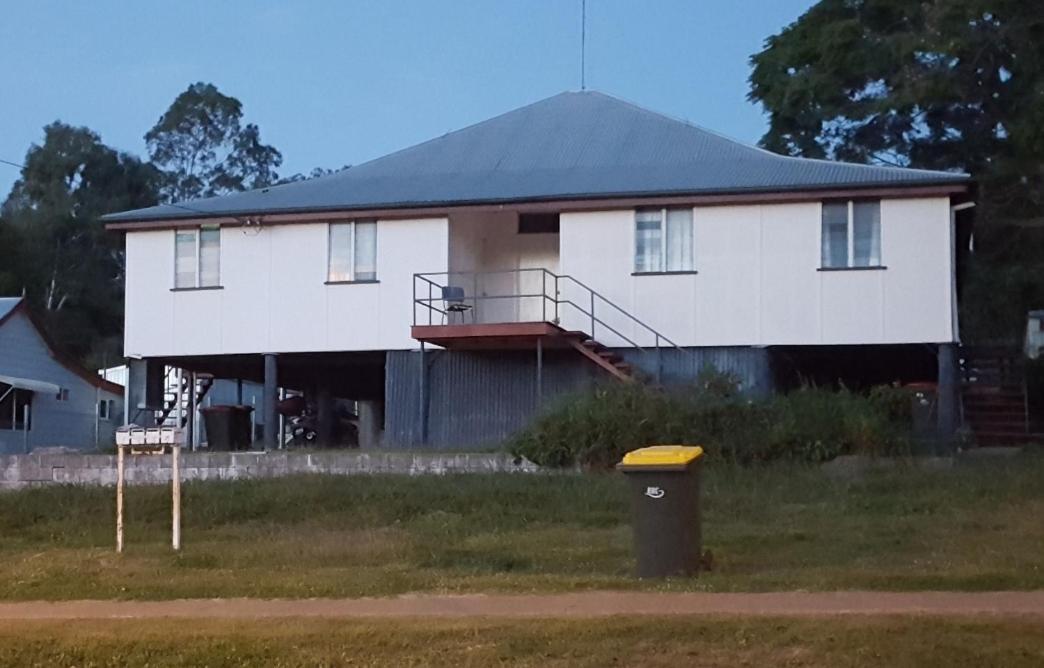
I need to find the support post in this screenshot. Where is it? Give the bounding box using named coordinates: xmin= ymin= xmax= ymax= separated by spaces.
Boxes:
xmin=317 ymin=384 xmax=335 ymax=447
xmin=171 ymin=444 xmax=181 ymax=551
xmin=937 ymin=343 xmax=958 ymax=445
xmin=358 ymin=400 xmax=382 ymax=449
xmin=186 ymin=371 xmax=197 ymax=451
xmin=656 ymin=337 xmax=663 ymax=386
xmin=236 ymin=378 xmax=244 ymax=405
xmin=419 ymin=343 xmax=428 ymax=445
xmin=22 ymin=404 xmax=29 ymax=454
xmin=174 ymin=367 xmax=184 ymax=429
xmin=536 ymin=337 xmax=544 ymax=407
xmin=116 ymin=444 xmax=125 ymax=553
xmin=263 ymin=353 xmax=279 ymax=450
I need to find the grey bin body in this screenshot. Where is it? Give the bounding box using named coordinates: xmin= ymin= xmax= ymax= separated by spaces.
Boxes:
xmin=201 ymin=405 xmax=254 ymax=451
xmin=618 ymin=461 xmax=702 ymax=578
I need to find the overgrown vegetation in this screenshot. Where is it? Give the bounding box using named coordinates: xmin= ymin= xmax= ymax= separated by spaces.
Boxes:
xmin=0 ymin=455 xmax=1041 ymax=600
xmin=1 ymin=617 xmax=1042 ymax=667
xmin=510 ymin=378 xmax=913 ymax=469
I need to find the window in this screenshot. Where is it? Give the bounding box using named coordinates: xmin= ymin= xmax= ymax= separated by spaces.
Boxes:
xmin=174 ymin=226 xmax=221 ymax=288
xmin=821 ymin=200 xmax=882 ymax=268
xmin=0 ymin=386 xmax=31 ymax=431
xmin=56 ymin=388 xmax=69 ymax=401
xmin=98 ymin=399 xmax=114 ymax=421
xmin=328 ymin=220 xmax=378 ymax=282
xmin=634 ymin=208 xmax=694 ymax=273
xmin=518 ymin=213 xmax=560 ymax=234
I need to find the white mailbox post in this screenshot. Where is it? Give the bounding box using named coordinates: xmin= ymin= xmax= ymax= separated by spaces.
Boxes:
xmin=114 ymin=426 xmax=184 ymax=553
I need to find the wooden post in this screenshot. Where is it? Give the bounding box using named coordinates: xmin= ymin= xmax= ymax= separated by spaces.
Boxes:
xmin=116 ymin=444 xmax=125 ymax=554
xmin=171 ymin=444 xmax=181 ymax=551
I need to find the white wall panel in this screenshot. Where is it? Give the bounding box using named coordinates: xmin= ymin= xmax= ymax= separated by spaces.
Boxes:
xmin=560 ymin=198 xmax=955 ymax=347
xmin=124 ymin=231 xmax=175 ymax=357
xmin=123 ymin=196 xmax=956 ymax=357
xmin=759 ymin=203 xmax=821 ymax=345
xmin=124 ymin=218 xmax=448 ymax=356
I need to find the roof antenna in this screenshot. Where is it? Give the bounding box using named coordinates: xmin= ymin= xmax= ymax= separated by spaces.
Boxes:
xmin=580 ymin=0 xmax=587 ymax=90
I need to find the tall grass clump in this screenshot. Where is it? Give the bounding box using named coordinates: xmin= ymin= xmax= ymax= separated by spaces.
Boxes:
xmin=510 ymin=374 xmax=913 ymax=469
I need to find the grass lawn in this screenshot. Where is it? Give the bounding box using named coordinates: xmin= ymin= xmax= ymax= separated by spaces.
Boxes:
xmin=0 ymin=616 xmax=1041 ymax=667
xmin=0 ymin=453 xmax=1042 ymax=600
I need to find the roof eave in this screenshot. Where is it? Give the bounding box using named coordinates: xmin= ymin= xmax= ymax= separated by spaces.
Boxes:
xmin=105 ymin=179 xmax=971 ymax=230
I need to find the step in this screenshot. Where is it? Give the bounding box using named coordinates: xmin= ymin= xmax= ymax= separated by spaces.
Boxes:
xmin=967 ymin=423 xmax=1030 ymax=434
xmin=974 ymin=432 xmax=1044 ymax=446
xmin=960 ymin=392 xmax=1027 ymax=400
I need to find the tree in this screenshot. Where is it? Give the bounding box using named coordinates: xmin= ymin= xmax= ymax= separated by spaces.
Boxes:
xmin=146 ymin=82 xmax=283 ymax=203
xmin=278 ymin=165 xmax=348 ymax=184
xmin=749 ymin=0 xmax=1044 ymax=341
xmin=1 ymin=122 xmax=160 ymax=363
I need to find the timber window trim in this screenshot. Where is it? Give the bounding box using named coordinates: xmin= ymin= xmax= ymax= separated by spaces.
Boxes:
xmin=173 ymin=226 xmax=221 ymax=289
xmin=634 ymin=208 xmax=695 ymax=274
xmin=328 ymin=220 xmax=378 ymax=283
xmin=820 ymin=200 xmax=883 ymax=270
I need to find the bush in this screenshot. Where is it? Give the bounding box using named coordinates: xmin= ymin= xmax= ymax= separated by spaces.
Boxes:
xmin=510 ymin=378 xmax=913 ymax=469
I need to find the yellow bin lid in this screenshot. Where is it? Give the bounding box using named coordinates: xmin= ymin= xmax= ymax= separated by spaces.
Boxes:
xmin=620 ymin=445 xmax=704 ymax=467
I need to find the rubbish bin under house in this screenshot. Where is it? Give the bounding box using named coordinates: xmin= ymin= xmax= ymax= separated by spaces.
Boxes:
xmin=201 ymin=405 xmax=254 ymax=451
xmin=617 ymin=445 xmax=704 ymax=578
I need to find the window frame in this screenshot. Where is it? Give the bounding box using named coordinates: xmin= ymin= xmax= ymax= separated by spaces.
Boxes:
xmin=172 ymin=226 xmax=223 ymax=290
xmin=818 ymin=200 xmax=886 ymax=271
xmin=633 ymin=207 xmax=698 ymax=275
xmin=98 ymin=398 xmax=114 ymax=421
xmin=0 ymin=386 xmax=31 ymax=431
xmin=326 ymin=220 xmax=379 ymax=284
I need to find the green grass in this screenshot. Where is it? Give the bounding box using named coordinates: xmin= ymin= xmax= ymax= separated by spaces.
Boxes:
xmin=0 ymin=616 xmax=1041 ymax=667
xmin=0 ymin=453 xmax=1042 ymax=599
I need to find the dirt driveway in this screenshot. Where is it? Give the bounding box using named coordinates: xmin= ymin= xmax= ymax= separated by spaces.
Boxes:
xmin=0 ymin=591 xmax=1042 ymax=620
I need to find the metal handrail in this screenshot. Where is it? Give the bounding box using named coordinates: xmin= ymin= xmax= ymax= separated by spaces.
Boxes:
xmin=557 ymin=274 xmax=688 ymax=353
xmin=412 ymin=269 xmax=697 ymax=382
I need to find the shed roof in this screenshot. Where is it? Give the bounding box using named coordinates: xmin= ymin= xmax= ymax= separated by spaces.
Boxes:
xmin=104 ymin=90 xmax=969 ymax=225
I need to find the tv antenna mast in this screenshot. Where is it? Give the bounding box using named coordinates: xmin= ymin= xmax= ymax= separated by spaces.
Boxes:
xmin=580 ymin=0 xmax=587 ymax=90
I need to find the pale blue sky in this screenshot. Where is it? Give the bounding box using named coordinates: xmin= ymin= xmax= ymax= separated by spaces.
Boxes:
xmin=0 ymin=0 xmax=814 ymax=199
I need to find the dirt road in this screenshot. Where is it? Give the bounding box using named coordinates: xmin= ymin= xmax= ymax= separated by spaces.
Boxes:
xmin=0 ymin=591 xmax=1042 ymax=620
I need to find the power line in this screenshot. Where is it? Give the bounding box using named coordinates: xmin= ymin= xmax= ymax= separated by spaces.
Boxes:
xmin=0 ymin=158 xmax=25 ymax=170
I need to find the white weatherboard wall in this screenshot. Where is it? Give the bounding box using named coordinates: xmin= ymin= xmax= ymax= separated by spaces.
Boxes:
xmin=447 ymin=212 xmax=560 ymax=323
xmin=124 ymin=218 xmax=448 ymax=357
xmin=559 ymin=197 xmax=955 ymax=347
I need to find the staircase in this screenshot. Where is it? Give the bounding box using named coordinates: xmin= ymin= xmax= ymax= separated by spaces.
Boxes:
xmin=960 ymin=346 xmax=1039 ymax=446
xmin=155 ymin=371 xmax=215 ymax=427
xmin=564 ymin=331 xmax=635 ymax=382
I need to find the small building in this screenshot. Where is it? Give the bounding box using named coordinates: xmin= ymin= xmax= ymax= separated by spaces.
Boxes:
xmin=104 ymin=91 xmax=974 ymax=448
xmin=0 ymin=297 xmax=124 ymax=453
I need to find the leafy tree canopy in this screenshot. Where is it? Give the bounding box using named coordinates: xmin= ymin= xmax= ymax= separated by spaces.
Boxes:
xmin=1 ymin=122 xmax=160 ymax=363
xmin=145 ymin=82 xmax=283 ymax=203
xmin=749 ymin=0 xmax=1044 ymax=340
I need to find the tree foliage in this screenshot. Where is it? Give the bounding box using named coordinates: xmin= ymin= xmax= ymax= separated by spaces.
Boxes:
xmin=1 ymin=122 xmax=160 ymax=363
xmin=1 ymin=83 xmax=321 ymax=367
xmin=145 ymin=82 xmax=283 ymax=203
xmin=750 ymin=0 xmax=1044 ymax=340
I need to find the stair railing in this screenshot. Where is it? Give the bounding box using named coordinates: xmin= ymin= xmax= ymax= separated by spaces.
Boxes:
xmin=413 ymin=269 xmax=699 ymax=384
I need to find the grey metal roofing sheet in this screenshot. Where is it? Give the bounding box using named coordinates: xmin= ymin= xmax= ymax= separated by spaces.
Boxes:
xmin=104 ymin=90 xmax=970 ymax=223
xmin=0 ymin=298 xmax=21 ymax=322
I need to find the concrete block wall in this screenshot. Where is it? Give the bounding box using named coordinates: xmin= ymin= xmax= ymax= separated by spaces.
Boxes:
xmin=0 ymin=451 xmax=540 ymax=491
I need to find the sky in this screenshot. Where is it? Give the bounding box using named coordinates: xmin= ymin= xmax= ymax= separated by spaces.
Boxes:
xmin=0 ymin=0 xmax=815 ymax=199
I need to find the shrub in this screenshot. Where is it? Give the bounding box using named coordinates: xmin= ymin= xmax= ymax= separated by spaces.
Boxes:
xmin=510 ymin=380 xmax=913 ymax=469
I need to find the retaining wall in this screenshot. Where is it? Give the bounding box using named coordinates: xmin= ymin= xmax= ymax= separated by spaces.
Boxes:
xmin=0 ymin=451 xmax=539 ymax=490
